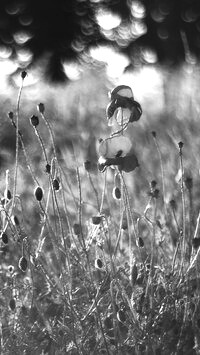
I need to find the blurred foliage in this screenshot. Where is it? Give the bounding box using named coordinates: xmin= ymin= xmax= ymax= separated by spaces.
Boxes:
xmin=1 ymin=0 xmax=200 ymax=81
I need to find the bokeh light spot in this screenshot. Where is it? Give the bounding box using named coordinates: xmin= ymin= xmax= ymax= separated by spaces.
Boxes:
xmin=62 ymin=61 xmax=81 ymax=80
xmin=95 ymin=8 xmax=121 ymax=30
xmin=13 ymin=30 xmax=32 ymax=45
xmin=0 ymin=45 xmax=12 ymax=59
xmin=130 ymin=1 xmax=146 ymax=19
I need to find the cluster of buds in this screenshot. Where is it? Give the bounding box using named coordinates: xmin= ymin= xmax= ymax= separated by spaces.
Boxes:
xmin=98 ymin=85 xmax=142 ymax=173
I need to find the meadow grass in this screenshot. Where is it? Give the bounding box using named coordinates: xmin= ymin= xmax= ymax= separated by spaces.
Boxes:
xmin=0 ymin=66 xmax=200 ymax=355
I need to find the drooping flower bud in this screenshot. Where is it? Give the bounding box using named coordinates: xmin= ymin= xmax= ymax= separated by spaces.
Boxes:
xmin=34 ymin=186 xmax=44 ymax=201
xmin=37 ymin=103 xmax=45 ymax=114
xmin=18 ymin=256 xmax=28 ymax=272
xmin=30 ymin=115 xmax=39 ymax=127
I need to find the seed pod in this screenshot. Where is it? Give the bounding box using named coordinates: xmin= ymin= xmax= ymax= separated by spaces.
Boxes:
xmin=37 ymin=103 xmax=45 ymax=114
xmin=30 ymin=115 xmax=39 ymax=127
xmin=92 ymin=216 xmax=102 ymax=225
xmin=112 ymin=187 xmax=121 ymax=200
xmin=73 ymin=223 xmax=81 ymax=235
xmin=53 ymin=178 xmax=60 ymax=191
xmin=1 ymin=232 xmax=8 ymax=244
xmin=18 ymin=256 xmax=28 ymax=272
xmin=9 ymin=298 xmax=16 ymax=311
xmin=95 ymin=258 xmax=103 ymax=269
xmin=34 ymin=186 xmax=43 ymax=201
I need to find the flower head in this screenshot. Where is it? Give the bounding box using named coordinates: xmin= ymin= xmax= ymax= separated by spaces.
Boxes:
xmin=98 ymin=136 xmax=139 ymax=173
xmin=106 ymin=85 xmax=142 ymax=128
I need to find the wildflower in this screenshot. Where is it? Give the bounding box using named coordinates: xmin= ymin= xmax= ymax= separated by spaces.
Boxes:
xmin=106 ymin=85 xmax=142 ymax=127
xmin=98 ymin=136 xmax=139 ymax=173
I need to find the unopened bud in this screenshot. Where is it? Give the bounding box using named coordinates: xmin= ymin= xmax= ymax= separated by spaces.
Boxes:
xmin=30 ymin=115 xmax=39 ymax=127
xmin=37 ymin=103 xmax=45 ymax=114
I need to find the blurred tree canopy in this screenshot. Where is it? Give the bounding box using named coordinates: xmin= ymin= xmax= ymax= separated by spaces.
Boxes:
xmin=0 ymin=0 xmax=200 ymax=81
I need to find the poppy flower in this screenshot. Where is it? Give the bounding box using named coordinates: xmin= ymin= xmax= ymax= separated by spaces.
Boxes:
xmin=98 ymin=136 xmax=139 ymax=173
xmin=106 ymin=85 xmax=142 ymax=127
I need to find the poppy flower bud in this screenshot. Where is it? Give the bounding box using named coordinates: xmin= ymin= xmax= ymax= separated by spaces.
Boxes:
xmin=169 ymin=199 xmax=177 ymax=210
xmin=112 ymin=187 xmax=121 ymax=200
xmin=5 ymin=189 xmax=12 ymax=200
xmin=18 ymin=256 xmax=28 ymax=272
xmin=92 ymin=216 xmax=102 ymax=225
xmin=8 ymin=265 xmax=14 ymax=273
xmin=8 ymin=111 xmax=14 ymax=119
xmin=137 ymin=237 xmax=144 ymax=248
xmin=12 ymin=215 xmax=20 ymax=226
xmin=37 ymin=103 xmax=45 ymax=114
xmin=192 ymin=238 xmax=200 ymax=249
xmin=84 ymin=160 xmax=91 ymax=172
xmin=21 ymin=70 xmax=27 ymax=79
xmin=104 ymin=315 xmax=113 ymax=329
xmin=184 ymin=176 xmax=193 ymax=190
xmin=9 ymin=298 xmax=16 ymax=311
xmin=1 ymin=232 xmax=8 ymax=244
xmin=45 ymin=163 xmax=51 ymax=174
xmin=109 ymin=85 xmax=134 ymax=101
xmin=53 ymin=178 xmax=60 ymax=191
xmin=130 ymin=263 xmax=138 ymax=287
xmin=73 ymin=223 xmax=81 ymax=235
xmin=30 ymin=115 xmax=39 ymax=127
xmin=34 ymin=186 xmax=43 ymax=201
xmin=117 ymin=309 xmax=126 ymax=323
xmin=178 ymin=141 xmax=183 ymax=149
xmin=95 ymin=258 xmax=103 ymax=269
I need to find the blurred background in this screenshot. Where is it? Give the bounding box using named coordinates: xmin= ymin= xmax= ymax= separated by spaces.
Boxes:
xmin=1 ymin=0 xmax=200 ymax=215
